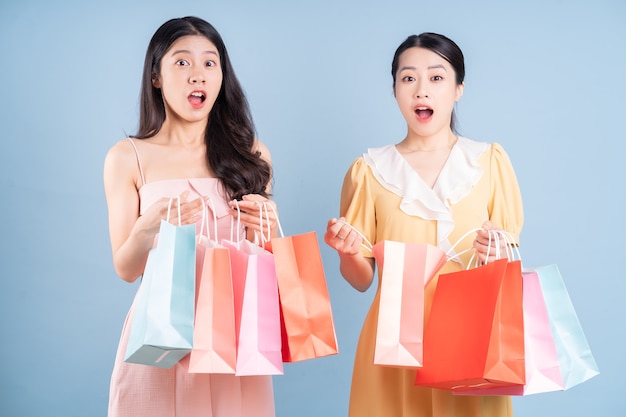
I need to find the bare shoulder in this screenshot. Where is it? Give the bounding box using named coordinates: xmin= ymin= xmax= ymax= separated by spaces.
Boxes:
xmin=103 ymin=138 xmax=139 ymax=185
xmin=253 ymin=138 xmax=272 ymax=164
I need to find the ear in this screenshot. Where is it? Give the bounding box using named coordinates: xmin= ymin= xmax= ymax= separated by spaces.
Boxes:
xmin=455 ymin=82 xmax=464 ymax=102
xmin=152 ymin=73 xmax=161 ymax=89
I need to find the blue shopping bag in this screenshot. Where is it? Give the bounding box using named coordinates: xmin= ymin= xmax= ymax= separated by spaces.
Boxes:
xmin=532 ymin=264 xmax=600 ymax=389
xmin=125 ymin=199 xmax=196 ymax=368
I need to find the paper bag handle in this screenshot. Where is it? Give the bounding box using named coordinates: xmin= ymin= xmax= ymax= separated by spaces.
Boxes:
xmin=166 ymin=197 xmax=182 ymax=226
xmin=197 ymin=196 xmax=219 ymax=243
xmin=336 ymin=219 xmax=374 ymax=252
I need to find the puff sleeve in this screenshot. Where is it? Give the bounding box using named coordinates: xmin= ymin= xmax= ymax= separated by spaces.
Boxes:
xmin=339 ymin=157 xmax=376 ymax=258
xmin=488 ymin=143 xmax=524 ymax=244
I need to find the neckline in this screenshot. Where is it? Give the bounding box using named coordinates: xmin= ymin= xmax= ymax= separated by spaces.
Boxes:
xmin=138 ymin=177 xmax=218 ymax=192
xmin=393 ymin=140 xmax=457 ymax=190
xmin=362 ymin=137 xmax=489 ymax=252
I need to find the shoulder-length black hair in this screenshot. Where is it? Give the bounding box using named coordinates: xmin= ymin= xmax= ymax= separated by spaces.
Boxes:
xmin=391 ymin=32 xmax=465 ymax=134
xmin=133 ymin=16 xmax=271 ymax=200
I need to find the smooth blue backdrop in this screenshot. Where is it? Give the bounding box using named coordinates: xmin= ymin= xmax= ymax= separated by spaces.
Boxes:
xmin=1 ymin=0 xmax=623 ymax=416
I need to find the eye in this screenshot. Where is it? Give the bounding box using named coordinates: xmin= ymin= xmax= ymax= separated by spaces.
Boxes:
xmin=175 ymin=59 xmax=190 ymax=66
xmin=431 ymin=75 xmax=444 ymax=81
xmin=401 ymin=75 xmax=415 ymax=82
xmin=205 ymin=60 xmax=217 ymax=68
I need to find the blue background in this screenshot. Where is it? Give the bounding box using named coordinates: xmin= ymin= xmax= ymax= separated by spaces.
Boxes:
xmin=1 ymin=0 xmax=623 ymax=416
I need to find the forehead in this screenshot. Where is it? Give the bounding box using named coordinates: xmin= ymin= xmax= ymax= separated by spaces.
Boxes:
xmin=166 ymin=34 xmax=219 ymax=57
xmin=397 ymin=47 xmax=450 ymax=70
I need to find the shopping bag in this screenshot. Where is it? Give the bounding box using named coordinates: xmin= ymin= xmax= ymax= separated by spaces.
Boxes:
xmin=221 ymin=201 xmax=283 ymax=375
xmin=223 ymin=239 xmax=283 ymax=375
xmin=125 ymin=197 xmax=196 ymax=368
xmin=188 ymin=199 xmax=237 ymax=374
xmin=532 ymin=264 xmax=600 ymax=389
xmin=414 ymin=257 xmax=525 ymax=390
xmin=372 ymin=240 xmax=446 ymax=367
xmin=454 ymin=270 xmax=563 ymax=395
xmin=263 ymin=205 xmax=338 ymax=362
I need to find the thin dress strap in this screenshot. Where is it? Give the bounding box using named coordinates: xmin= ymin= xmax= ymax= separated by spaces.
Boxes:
xmin=126 ymin=138 xmax=146 ymax=187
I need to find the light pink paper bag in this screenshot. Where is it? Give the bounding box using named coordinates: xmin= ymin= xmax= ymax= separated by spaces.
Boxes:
xmin=372 ymin=241 xmax=446 ymax=367
xmin=221 ymin=236 xmax=283 ymax=376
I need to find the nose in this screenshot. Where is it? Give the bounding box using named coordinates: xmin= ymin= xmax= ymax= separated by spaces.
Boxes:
xmin=415 ymin=80 xmax=428 ymax=98
xmin=415 ymin=88 xmax=429 ymax=98
xmin=189 ymin=72 xmax=205 ymax=85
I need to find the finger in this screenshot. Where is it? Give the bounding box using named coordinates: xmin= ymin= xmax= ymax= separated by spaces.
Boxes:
xmin=236 ymin=210 xmax=265 ymax=231
xmin=178 ymin=190 xmax=190 ymax=202
xmin=235 ymin=199 xmax=259 ymax=209
xmin=241 ymin=194 xmax=265 ymax=202
xmin=335 ymin=223 xmax=351 ymax=240
xmin=339 ymin=233 xmax=362 ymax=255
xmin=176 ymin=199 xmax=202 ymax=222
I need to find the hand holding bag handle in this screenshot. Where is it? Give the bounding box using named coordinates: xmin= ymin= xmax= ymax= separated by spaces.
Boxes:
xmin=222 ymin=200 xmax=283 ymax=376
xmin=125 ymin=196 xmax=196 ymax=368
xmin=336 ymin=220 xmax=448 ymax=367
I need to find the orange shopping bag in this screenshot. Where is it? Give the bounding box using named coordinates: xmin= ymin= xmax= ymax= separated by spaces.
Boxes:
xmin=188 ymin=199 xmax=237 ymax=374
xmin=414 ymin=237 xmax=525 ymax=390
xmin=263 ymin=204 xmax=338 ymax=362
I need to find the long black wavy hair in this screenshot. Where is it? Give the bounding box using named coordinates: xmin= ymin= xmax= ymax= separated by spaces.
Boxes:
xmin=133 ymin=16 xmax=271 ymax=200
xmin=391 ymin=32 xmax=465 ymax=134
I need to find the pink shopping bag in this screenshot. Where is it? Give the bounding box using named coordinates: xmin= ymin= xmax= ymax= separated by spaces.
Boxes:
xmin=372 ymin=241 xmax=446 ymax=367
xmin=222 ymin=237 xmax=283 ymax=376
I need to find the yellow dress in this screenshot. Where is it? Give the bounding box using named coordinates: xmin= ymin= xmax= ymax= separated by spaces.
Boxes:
xmin=340 ymin=138 xmax=524 ymax=417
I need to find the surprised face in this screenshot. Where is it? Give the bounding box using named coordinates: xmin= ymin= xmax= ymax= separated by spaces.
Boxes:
xmin=153 ymin=35 xmax=224 ymax=124
xmin=393 ymin=47 xmax=463 ymax=138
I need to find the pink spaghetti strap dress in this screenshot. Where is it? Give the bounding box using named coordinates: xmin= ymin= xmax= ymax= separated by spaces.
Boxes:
xmin=107 ymin=139 xmax=275 ymax=417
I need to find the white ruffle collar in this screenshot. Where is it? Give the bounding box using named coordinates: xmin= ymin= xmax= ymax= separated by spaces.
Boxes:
xmin=362 ymin=136 xmax=489 ymax=256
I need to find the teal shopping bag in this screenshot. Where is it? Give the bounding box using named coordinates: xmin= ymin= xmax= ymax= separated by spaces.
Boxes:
xmin=532 ymin=264 xmax=600 ymax=389
xmin=125 ymin=199 xmax=196 ymax=368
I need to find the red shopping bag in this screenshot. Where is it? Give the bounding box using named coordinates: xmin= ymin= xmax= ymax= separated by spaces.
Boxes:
xmin=372 ymin=241 xmax=446 ymax=367
xmin=414 ymin=258 xmax=525 ymax=390
xmin=267 ymin=231 xmax=339 ymax=362
xmin=454 ymin=270 xmax=563 ymax=395
xmin=187 ymin=233 xmax=237 ymax=373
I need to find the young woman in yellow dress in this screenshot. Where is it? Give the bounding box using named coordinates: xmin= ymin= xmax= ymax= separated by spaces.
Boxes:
xmin=325 ymin=32 xmax=523 ymax=417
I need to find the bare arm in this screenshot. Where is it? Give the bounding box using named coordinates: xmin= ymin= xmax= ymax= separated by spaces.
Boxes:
xmin=231 ymin=139 xmax=280 ymax=242
xmin=325 ymin=217 xmax=376 ymax=292
xmin=103 ymin=140 xmax=202 ymax=282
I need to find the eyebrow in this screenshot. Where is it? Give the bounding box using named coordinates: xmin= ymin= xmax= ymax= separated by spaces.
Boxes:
xmin=399 ymin=64 xmax=447 ymax=72
xmin=169 ymin=49 xmax=219 ymax=57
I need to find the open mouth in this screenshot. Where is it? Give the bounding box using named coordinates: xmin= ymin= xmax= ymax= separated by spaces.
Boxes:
xmin=189 ymin=91 xmax=206 ymax=106
xmin=415 ymin=106 xmax=434 ymax=120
